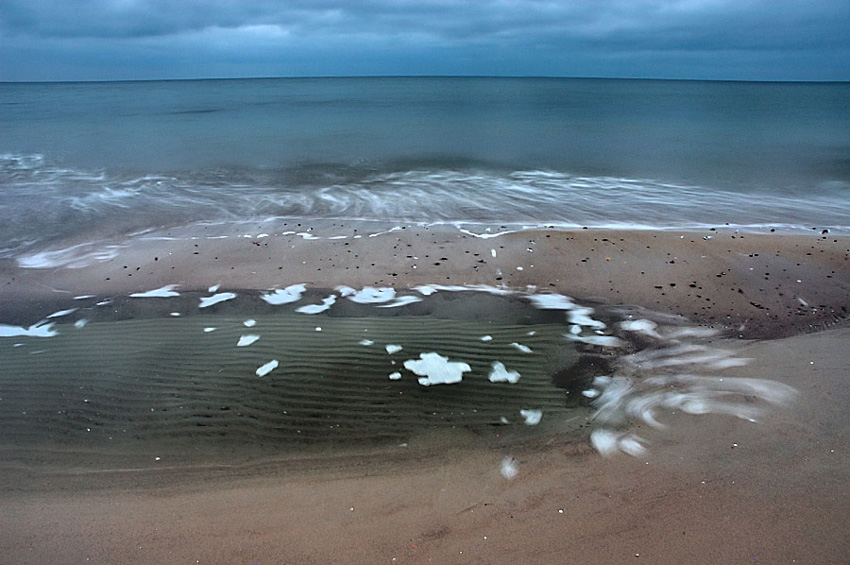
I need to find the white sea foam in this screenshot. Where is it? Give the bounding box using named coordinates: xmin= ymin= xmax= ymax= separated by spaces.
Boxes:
xmin=237 ymin=335 xmax=260 ymax=347
xmin=256 ymin=359 xmax=279 ymax=377
xmin=46 ymin=308 xmax=78 ymax=319
xmin=488 ymin=361 xmax=521 ymax=384
xmin=413 ymin=284 xmax=514 ymax=296
xmin=619 ymin=319 xmax=662 ymax=339
xmin=243 ymin=319 xmax=257 ymax=327
xmin=526 ymin=293 xmax=575 ymax=310
xmin=510 ymin=342 xmax=532 ymax=354
xmin=261 ymin=284 xmax=307 ymax=305
xmin=520 ymin=409 xmax=542 ymax=425
xmin=17 ymin=242 xmax=122 ymax=269
xmin=567 ymin=307 xmax=606 ymax=329
xmin=590 ymin=429 xmax=648 ymax=458
xmin=378 ymin=296 xmax=423 ymax=308
xmin=500 ymin=456 xmax=519 ymax=480
xmin=388 ymin=372 xmax=402 ymax=380
xmin=199 ymin=292 xmax=237 ymax=308
xmin=359 ymin=339 xmax=375 ymax=346
xmin=589 ymin=372 xmax=796 ymax=432
xmin=295 ymin=294 xmax=336 ymax=314
xmin=339 ymin=286 xmax=396 ymax=304
xmin=130 ymin=284 xmax=180 ymax=298
xmin=566 ymin=334 xmax=625 ymax=347
xmin=0 ymin=322 xmax=58 ymax=338
xmin=404 ymin=352 xmax=471 ymax=386
xmin=74 ymin=319 xmax=88 ymax=329
xmin=385 ymin=344 xmax=403 ymax=354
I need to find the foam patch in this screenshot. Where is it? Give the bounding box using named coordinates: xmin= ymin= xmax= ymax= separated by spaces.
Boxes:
xmin=261 ymin=284 xmax=307 ymax=305
xmin=237 ymin=335 xmax=260 ymax=347
xmin=0 ymin=322 xmax=58 ymax=338
xmin=520 ymin=409 xmax=542 ymax=425
xmin=130 ymin=285 xmax=180 ymax=298
xmin=404 ymin=352 xmax=471 ymax=386
xmin=295 ymin=295 xmax=336 ymax=314
xmin=255 ymin=359 xmax=279 ymax=377
xmin=488 ymin=361 xmax=521 ymax=384
xmin=199 ymin=292 xmax=237 ymax=308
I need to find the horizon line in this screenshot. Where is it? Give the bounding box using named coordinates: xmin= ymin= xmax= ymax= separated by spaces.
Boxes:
xmin=2 ymin=74 xmax=848 ymax=86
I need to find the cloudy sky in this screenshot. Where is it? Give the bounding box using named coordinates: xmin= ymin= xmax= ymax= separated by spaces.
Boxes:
xmin=1 ymin=0 xmax=848 ymax=82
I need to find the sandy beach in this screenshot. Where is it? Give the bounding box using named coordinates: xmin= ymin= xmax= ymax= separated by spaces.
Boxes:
xmin=1 ymin=226 xmax=849 ymax=563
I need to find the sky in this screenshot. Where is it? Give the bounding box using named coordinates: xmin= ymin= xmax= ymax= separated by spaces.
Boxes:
xmin=1 ymin=0 xmax=848 ymax=82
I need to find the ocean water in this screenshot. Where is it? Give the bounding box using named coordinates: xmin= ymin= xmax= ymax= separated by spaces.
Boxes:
xmin=2 ymin=77 xmax=850 ymax=261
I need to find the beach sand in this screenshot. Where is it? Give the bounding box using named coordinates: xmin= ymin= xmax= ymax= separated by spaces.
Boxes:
xmin=1 ymin=226 xmax=848 ymax=563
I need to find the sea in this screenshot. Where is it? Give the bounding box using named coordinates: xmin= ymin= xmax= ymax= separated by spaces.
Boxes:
xmin=2 ymin=77 xmax=850 ymax=263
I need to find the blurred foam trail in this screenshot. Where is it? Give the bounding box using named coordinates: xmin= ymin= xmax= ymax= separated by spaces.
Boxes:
xmin=583 ymin=317 xmax=797 ymax=457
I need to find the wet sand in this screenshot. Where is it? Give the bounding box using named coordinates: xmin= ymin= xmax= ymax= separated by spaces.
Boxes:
xmin=1 ymin=226 xmax=849 ymax=563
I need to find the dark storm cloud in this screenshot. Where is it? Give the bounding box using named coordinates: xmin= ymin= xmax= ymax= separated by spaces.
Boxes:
xmin=1 ymin=1 xmax=848 ymax=81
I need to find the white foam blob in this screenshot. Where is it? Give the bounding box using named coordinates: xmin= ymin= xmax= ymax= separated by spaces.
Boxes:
xmin=243 ymin=319 xmax=257 ymax=327
xmin=359 ymin=339 xmax=375 ymax=346
xmin=378 ymin=296 xmax=423 ymax=308
xmin=488 ymin=361 xmax=521 ymax=384
xmin=199 ymin=292 xmax=237 ymax=308
xmin=619 ymin=319 xmax=662 ymax=339
xmin=203 ymin=327 xmax=217 ymax=333
xmin=73 ymin=295 xmax=95 ymax=300
xmin=255 ymin=359 xmax=279 ymax=377
xmin=295 ymin=295 xmax=336 ymax=314
xmin=208 ymin=283 xmax=221 ymax=293
xmin=261 ymin=284 xmax=307 ymax=305
xmin=130 ymin=284 xmax=180 ymax=298
xmin=0 ymin=322 xmax=57 ymax=338
xmin=510 ymin=342 xmax=532 ymax=354
xmin=46 ymin=307 xmax=78 ymax=319
xmin=567 ymin=307 xmax=606 ymax=329
xmin=566 ymin=334 xmax=626 ymax=347
xmin=491 ymin=249 xmax=497 ymax=258
xmin=480 ymin=335 xmax=493 ymax=342
xmin=526 ymin=293 xmax=575 ymax=310
xmin=404 ymin=352 xmax=471 ymax=386
xmin=500 ymin=456 xmax=519 ymax=480
xmin=590 ymin=429 xmax=648 ymax=457
xmin=74 ymin=319 xmax=88 ymax=329
xmin=413 ymin=284 xmax=514 ymax=296
xmin=339 ymin=286 xmax=396 ymax=304
xmin=388 ymin=372 xmax=402 ymax=381
xmin=386 ymin=344 xmax=403 ymax=354
xmin=237 ymin=335 xmax=260 ymax=347
xmin=520 ymin=409 xmax=542 ymax=425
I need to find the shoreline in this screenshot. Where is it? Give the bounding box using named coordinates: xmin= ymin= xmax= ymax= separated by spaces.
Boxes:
xmin=2 ymin=226 xmax=848 ymax=339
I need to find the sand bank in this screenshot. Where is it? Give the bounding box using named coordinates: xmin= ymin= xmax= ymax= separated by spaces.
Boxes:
xmin=2 ymin=226 xmax=848 ymax=338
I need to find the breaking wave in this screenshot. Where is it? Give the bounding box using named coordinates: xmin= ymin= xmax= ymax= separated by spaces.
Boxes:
xmin=3 ymin=153 xmax=849 ymax=259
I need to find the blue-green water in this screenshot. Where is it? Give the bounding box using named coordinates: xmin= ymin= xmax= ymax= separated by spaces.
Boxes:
xmin=2 ymin=77 xmax=849 ymax=260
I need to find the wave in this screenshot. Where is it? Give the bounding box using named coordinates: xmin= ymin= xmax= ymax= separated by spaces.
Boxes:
xmin=2 ymin=154 xmax=849 ymax=259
